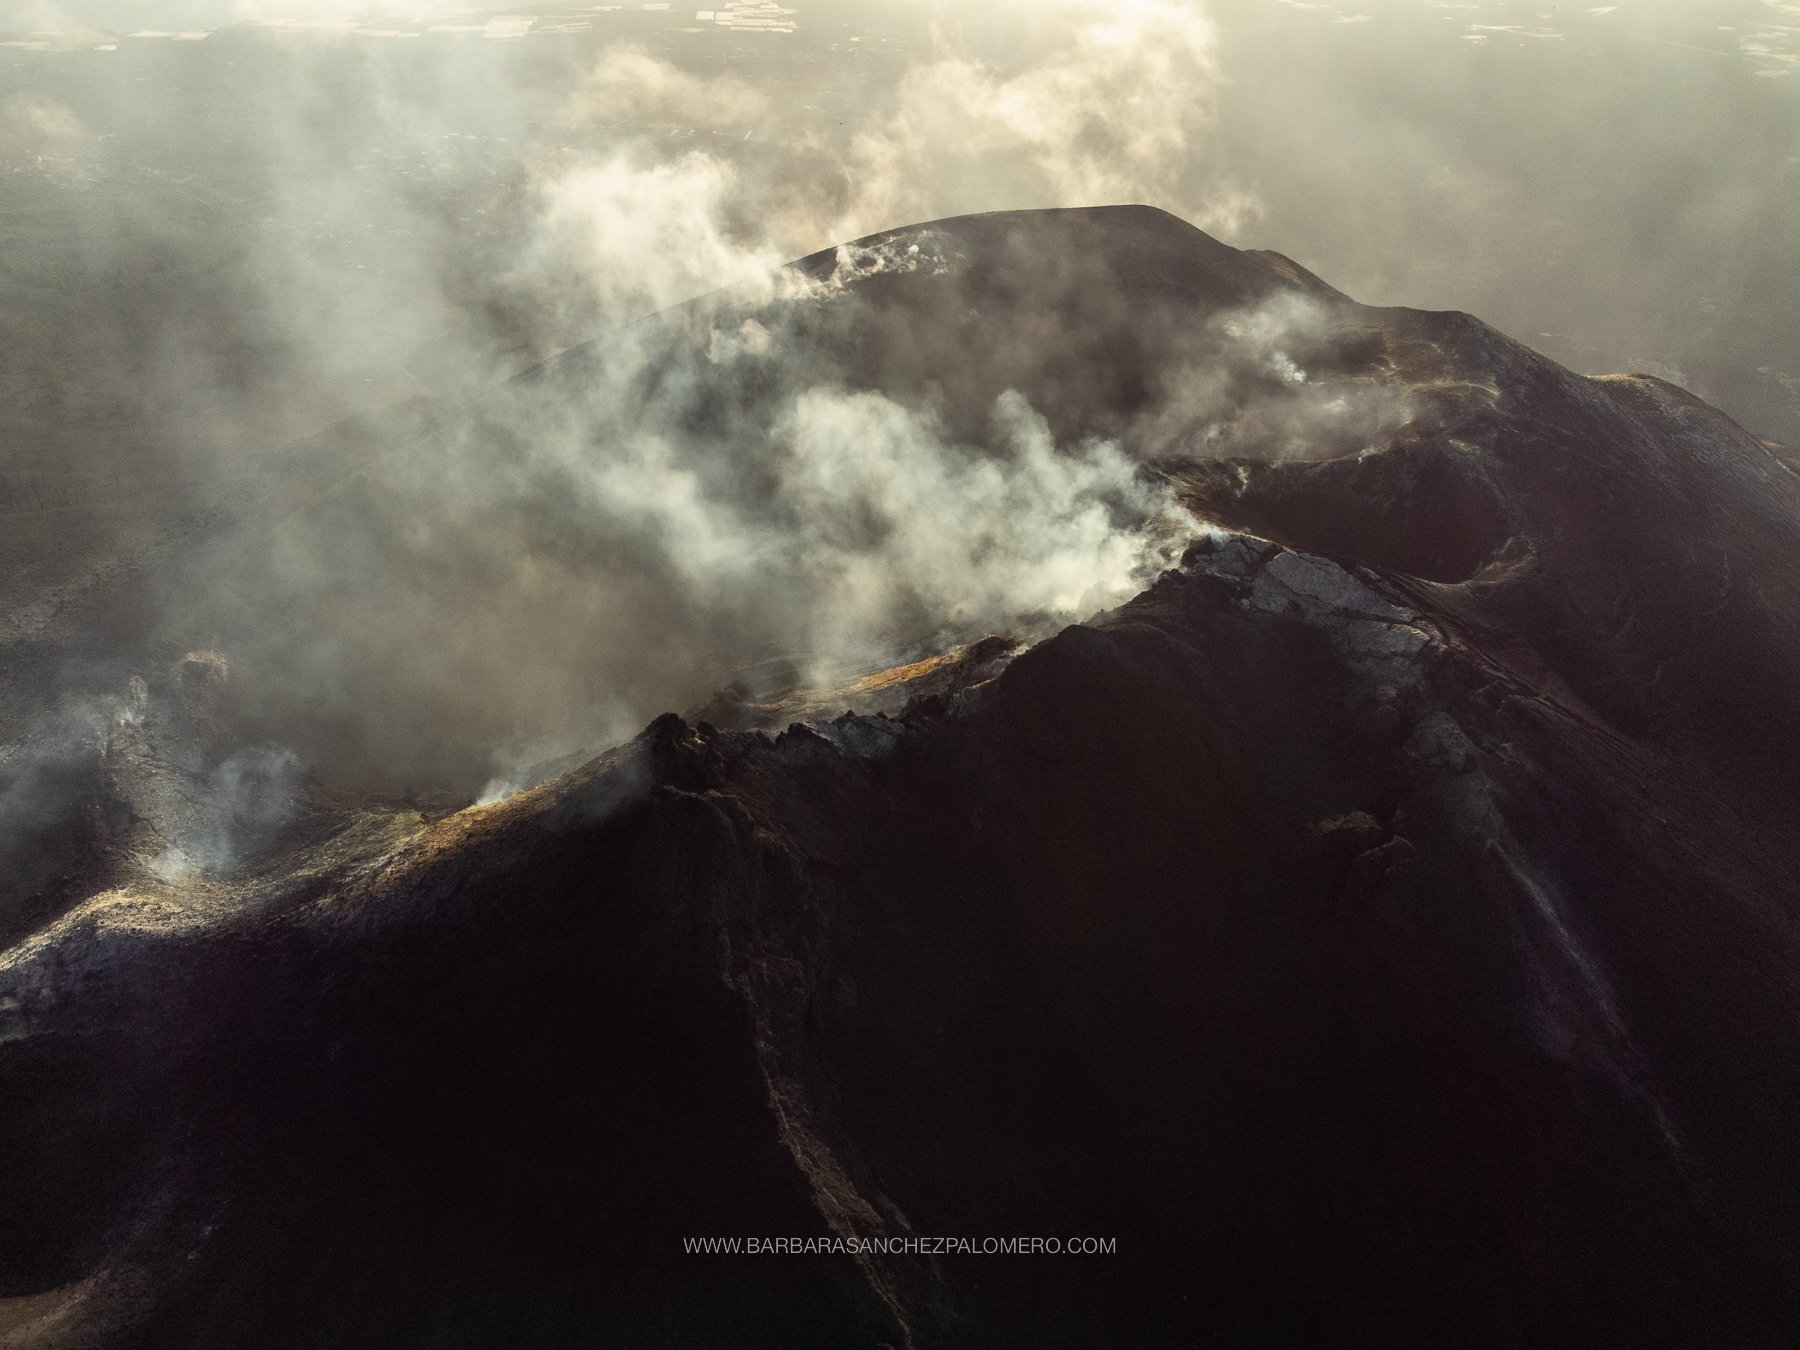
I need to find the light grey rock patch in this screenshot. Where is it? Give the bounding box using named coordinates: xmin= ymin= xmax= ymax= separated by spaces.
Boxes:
xmin=1251 ymin=549 xmax=1417 ymax=625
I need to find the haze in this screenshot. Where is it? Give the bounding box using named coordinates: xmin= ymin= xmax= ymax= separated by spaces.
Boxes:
xmin=2 ymin=0 xmax=1796 ymax=795
xmin=5 ymin=0 xmax=1793 ymax=440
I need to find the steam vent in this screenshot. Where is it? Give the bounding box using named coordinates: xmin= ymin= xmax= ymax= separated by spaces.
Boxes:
xmin=7 ymin=204 xmax=1800 ymax=1347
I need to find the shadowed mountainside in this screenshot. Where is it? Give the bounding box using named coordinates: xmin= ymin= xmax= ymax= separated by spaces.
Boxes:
xmin=5 ymin=206 xmax=1800 ymax=1346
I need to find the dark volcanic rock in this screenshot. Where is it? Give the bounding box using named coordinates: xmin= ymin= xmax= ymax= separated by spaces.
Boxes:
xmin=6 ymin=207 xmax=1800 ymax=1347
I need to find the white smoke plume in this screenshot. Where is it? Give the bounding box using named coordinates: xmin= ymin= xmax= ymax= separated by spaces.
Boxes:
xmin=0 ymin=0 xmax=1238 ymax=813
xmin=828 ymin=0 xmax=1255 ymax=241
xmin=150 ymin=745 xmax=300 ymax=882
xmin=5 ymin=0 xmax=1796 ymax=839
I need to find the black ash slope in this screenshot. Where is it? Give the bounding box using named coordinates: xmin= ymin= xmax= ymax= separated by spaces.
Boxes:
xmin=6 ymin=207 xmax=1800 ymax=1348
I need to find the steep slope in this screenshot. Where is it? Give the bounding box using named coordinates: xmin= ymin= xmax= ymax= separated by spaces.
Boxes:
xmin=5 ymin=207 xmax=1800 ymax=1347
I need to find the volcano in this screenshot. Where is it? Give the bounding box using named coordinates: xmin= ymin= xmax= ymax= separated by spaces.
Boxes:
xmin=5 ymin=206 xmax=1800 ymax=1347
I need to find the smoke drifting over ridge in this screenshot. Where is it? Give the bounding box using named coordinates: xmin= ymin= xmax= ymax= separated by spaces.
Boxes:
xmin=4 ymin=1 xmax=1797 ymax=432
xmin=0 ymin=0 xmax=1243 ymax=432
xmin=4 ymin=0 xmax=1243 ymax=802
xmin=2 ymin=0 xmax=1796 ymax=810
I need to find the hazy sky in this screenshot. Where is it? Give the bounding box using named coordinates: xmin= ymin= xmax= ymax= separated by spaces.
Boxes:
xmin=5 ymin=0 xmax=1796 ymax=437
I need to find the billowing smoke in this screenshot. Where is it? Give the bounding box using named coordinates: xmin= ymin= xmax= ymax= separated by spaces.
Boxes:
xmin=2 ymin=0 xmax=1796 ymax=867
xmin=161 ymin=289 xmax=1198 ymax=788
xmin=2 ymin=0 xmax=1236 ymax=813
